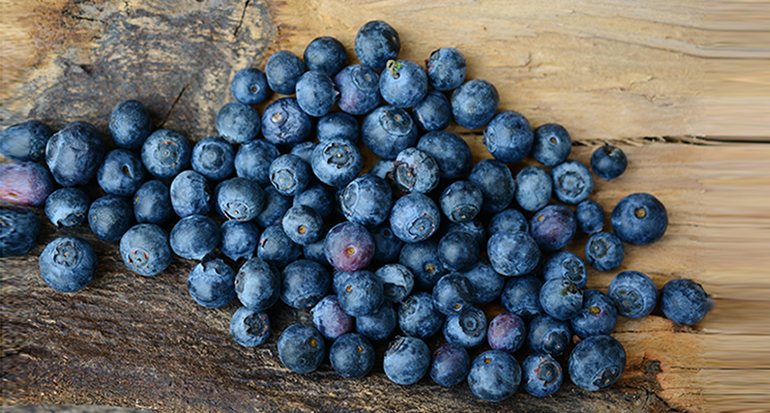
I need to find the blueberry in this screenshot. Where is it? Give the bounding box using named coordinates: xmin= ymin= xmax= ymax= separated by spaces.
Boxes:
xmin=255 ymin=186 xmax=291 ymax=229
xmin=571 ymin=289 xmax=618 ymax=338
xmin=540 ymin=278 xmax=583 ymax=321
xmin=336 ymin=270 xmax=384 ymax=317
xmin=432 ymin=273 xmax=475 ymax=315
xmin=310 ymin=138 xmax=363 ymax=188
xmin=289 ymin=141 xmax=316 ymax=164
xmin=591 ymin=144 xmax=627 ymax=181
xmin=191 ymin=136 xmax=235 ymax=181
xmin=439 ymin=181 xmax=483 ymax=224
xmin=389 ymin=193 xmax=441 ymax=244
xmin=355 ymin=303 xmax=396 ymax=344
xmin=334 ymin=64 xmax=381 ymax=115
xmin=398 ymin=292 xmax=444 ymax=338
xmin=281 ymin=259 xmax=330 ymax=309
xmin=575 ymin=200 xmax=605 ymax=234
xmin=501 ymin=275 xmax=544 ymax=322
xmin=330 ymin=333 xmax=376 ymax=379
xmin=88 ymin=195 xmax=134 ymax=243
xmin=611 ymin=192 xmax=668 ymax=245
xmin=380 ymin=59 xmax=428 ymax=108
xmin=234 ymin=257 xmax=281 ymax=311
xmin=295 ymin=71 xmax=337 ymax=117
xmin=383 ymin=336 xmax=430 ymax=385
xmin=446 ymin=219 xmax=486 ymax=255
xmin=216 ymin=102 xmax=261 ymax=144
xmin=355 ymin=20 xmax=400 ymax=71
xmin=375 ymin=264 xmax=414 ymax=303
xmin=304 ymin=36 xmax=347 ymax=76
xmin=0 ymin=207 xmax=40 ymax=257
xmin=426 ymin=47 xmax=466 ymax=91
xmin=430 ymin=342 xmax=470 ymax=387
xmin=399 ymin=238 xmax=448 ymax=290
xmin=141 ymin=129 xmax=191 ymax=179
xmin=119 ymin=224 xmax=172 ymax=276
xmin=324 ymin=221 xmax=375 ymax=272
xmin=261 ymin=98 xmax=312 ymax=147
xmin=661 ymin=278 xmax=710 ymax=326
xmin=487 ymin=313 xmax=526 ymax=353
xmin=488 ymin=208 xmax=529 ymax=236
xmin=302 ymin=238 xmax=327 ymax=266
xmin=169 ymin=215 xmax=220 ymax=260
xmin=530 ymin=204 xmax=577 ymax=252
xmin=413 ymin=90 xmax=452 ymax=132
xmin=317 ymin=112 xmax=360 ymax=143
xmin=438 ymin=232 xmax=479 ymax=272
xmin=0 ymin=120 xmax=52 ymax=162
xmin=416 ymin=131 xmax=472 ymax=180
xmin=392 ymin=147 xmax=440 ymax=194
xmin=230 ymin=307 xmax=270 ymax=347
xmin=109 ymin=100 xmax=151 ymax=149
xmin=39 ymin=236 xmax=97 ymax=292
xmin=339 ymin=174 xmax=393 ymax=227
xmin=234 ymin=139 xmax=280 ymax=187
xmin=609 ymin=270 xmax=658 ymax=319
xmin=170 ymin=170 xmax=212 ymax=218
xmin=277 ymin=324 xmax=325 ymax=374
xmin=522 ymin=353 xmax=563 ymax=397
xmin=528 ymin=314 xmax=571 ymax=357
xmin=293 ymin=183 xmax=333 ymax=219
xmin=46 ymin=122 xmax=105 ymax=186
xmin=515 ymin=166 xmax=552 ymax=212
xmin=216 ymin=177 xmax=265 ymax=222
xmin=568 ymin=335 xmax=626 ymax=391
xmin=0 ymin=162 xmax=54 ymax=206
xmin=370 ymin=224 xmax=404 ymax=266
xmin=362 ymin=106 xmax=418 ymax=160
xmin=257 ymin=224 xmax=300 ymax=269
xmin=532 ymin=124 xmax=571 ymax=167
xmin=543 ymin=251 xmax=588 ymax=289
xmin=467 ymin=350 xmax=521 ymax=402
xmin=369 ymin=159 xmax=394 ymax=179
xmin=133 ymin=180 xmax=172 ymax=225
xmin=459 ymin=262 xmax=505 ymax=304
xmin=187 ymin=259 xmax=236 ymax=308
xmin=487 ymin=230 xmax=541 ymax=277
xmin=483 ymin=111 xmax=534 ymax=163
xmin=585 ymin=231 xmax=625 ymax=272
xmin=444 ymin=305 xmax=487 ymax=348
xmin=468 ymin=159 xmax=515 ymax=214
xmin=311 ymin=295 xmax=353 ymax=340
xmin=269 ymin=154 xmax=311 ymax=197
xmin=265 ymin=50 xmax=306 ymax=95
xmin=96 ymin=149 xmax=146 ymax=197
xmin=452 ymin=79 xmax=499 ymax=130
xmin=219 ymin=220 xmax=259 ymax=262
xmin=230 ymin=68 xmax=269 ymax=105
xmin=551 ymin=160 xmax=594 ymax=205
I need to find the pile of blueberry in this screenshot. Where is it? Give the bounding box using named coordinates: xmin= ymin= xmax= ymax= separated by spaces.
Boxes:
xmin=0 ymin=20 xmax=712 ymax=402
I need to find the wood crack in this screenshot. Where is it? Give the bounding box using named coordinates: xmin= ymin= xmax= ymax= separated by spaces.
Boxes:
xmin=159 ymin=82 xmax=190 ymax=128
xmin=233 ymin=0 xmax=251 ymax=38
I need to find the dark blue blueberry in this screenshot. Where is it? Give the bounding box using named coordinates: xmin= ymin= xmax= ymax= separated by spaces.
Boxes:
xmin=356 ymin=303 xmax=397 ymax=343
xmin=443 ymin=305 xmax=487 ymax=348
xmin=370 ymin=224 xmax=403 ymax=266
xmin=0 ymin=207 xmax=40 ymax=257
xmin=310 ymin=138 xmax=363 ymax=188
xmin=339 ymin=174 xmax=393 ymax=227
xmin=532 ymin=124 xmax=571 ymax=167
xmin=293 ymin=183 xmax=333 ymax=218
xmin=438 ymin=232 xmax=479 ymax=272
xmin=317 ymin=112 xmax=359 ymax=143
xmin=389 ymin=193 xmax=441 ymax=244
xmin=133 ymin=180 xmax=172 ymax=225
xmin=295 ymin=71 xmax=337 ymax=117
xmin=661 ymin=278 xmax=710 ymax=326
xmin=551 ymin=160 xmax=594 ymax=205
xmin=467 ymin=350 xmax=521 ymax=402
xmin=501 ymin=275 xmax=543 ymax=322
xmin=445 ymin=219 xmax=487 ymax=251
xmin=483 ymin=111 xmax=534 ymax=163
xmin=355 ymin=20 xmax=400 ymax=71
xmin=324 ymin=221 xmax=375 ymax=272
xmin=304 ymin=36 xmax=347 ymax=76
xmin=375 ymin=264 xmax=414 ymax=303
xmin=231 ymin=68 xmax=269 ymax=105
xmin=234 ymin=139 xmax=280 ymax=187
xmin=216 ymin=102 xmax=261 ymax=145
xmin=269 ymin=154 xmax=311 ymax=197
xmin=369 ymin=159 xmax=394 ymax=179
xmin=334 ymin=64 xmax=381 ymax=115
xmin=330 ymin=333 xmax=376 ymax=379
xmin=46 ymin=122 xmax=105 ymax=186
xmin=219 ymin=220 xmax=259 ymax=262
xmin=0 ymin=120 xmax=52 ymax=161
xmin=568 ymin=335 xmax=626 ymax=391
xmin=489 ymin=208 xmax=529 ymax=237
xmin=585 ymin=231 xmax=625 ymax=272
xmin=261 ymin=98 xmax=313 ymax=147
xmin=609 ymin=270 xmax=658 ymax=319
xmin=170 ymin=170 xmax=212 ymax=218
xmin=119 ymin=224 xmax=172 ymax=276
xmin=336 ymin=270 xmax=384 ymax=317
xmin=0 ymin=162 xmax=54 ymax=206
xmin=45 ymin=188 xmax=89 ymax=228
xmin=571 ymin=289 xmax=618 ymax=338
xmin=140 ymin=129 xmax=191 ymax=179
xmin=39 ymin=236 xmax=97 ymax=292
xmin=522 ymin=354 xmax=563 ymax=397
xmin=487 ymin=313 xmax=526 ymax=353
xmin=540 ymin=278 xmax=583 ymax=321
xmin=235 ymin=257 xmax=281 ymax=311
xmin=302 ymin=238 xmax=327 ymax=266
xmin=265 ymin=50 xmax=306 ymax=95
xmin=311 ymin=295 xmax=353 ymax=340
xmin=430 ymin=342 xmax=470 ymax=387
xmin=290 ymin=141 xmax=316 ymax=164
xmin=255 ymin=186 xmax=291 ymax=229
xmin=109 ymin=100 xmax=151 ymax=149
xmin=187 ymin=259 xmax=236 ymax=308
xmin=383 ymin=336 xmax=430 ymax=385
xmin=413 ymin=90 xmax=451 ymax=132
xmin=528 ymin=314 xmax=571 ymax=357
xmin=169 ymin=215 xmax=220 ymax=260
xmin=277 ymin=324 xmax=325 ymax=374
xmin=543 ymin=251 xmax=588 ymax=289
xmin=459 ymin=262 xmax=505 ymax=304
xmin=487 ymin=230 xmax=541 ymax=276
xmin=433 ymin=273 xmax=475 ymax=315
xmin=281 ymin=259 xmax=330 ymax=309
xmin=393 ymin=147 xmax=440 ymax=194
xmin=282 ymin=205 xmax=323 ymax=245
xmin=530 ymin=204 xmax=577 ymax=252
xmin=230 ymin=307 xmax=270 ymax=347
xmin=362 ymin=106 xmax=418 ymax=160
xmin=575 ymin=200 xmax=605 ymax=234
xmin=399 ymin=239 xmax=447 ymax=290
xmin=88 ymin=195 xmax=134 ymax=243
xmin=380 ymin=59 xmax=428 ymax=108
xmin=468 ymin=159 xmax=515 ymax=214
xmin=452 ymin=79 xmax=499 ymax=130
xmin=611 ymin=192 xmax=668 ymax=245
xmin=191 ymin=136 xmax=235 ymax=181
xmin=440 ymin=181 xmax=483 ymax=224
xmin=398 ymin=292 xmax=444 ymax=338
xmin=216 ymin=177 xmax=265 ymax=222
xmin=416 ymin=131 xmax=472 ymax=180
xmin=591 ymin=144 xmax=627 ymax=181
xmin=257 ymin=224 xmax=300 ymax=269
xmin=515 ymin=166 xmax=552 ymax=212
xmin=426 ymin=47 xmax=466 ymax=91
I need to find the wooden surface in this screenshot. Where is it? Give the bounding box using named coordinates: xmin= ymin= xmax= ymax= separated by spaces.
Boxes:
xmin=1 ymin=1 xmax=767 ymax=412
